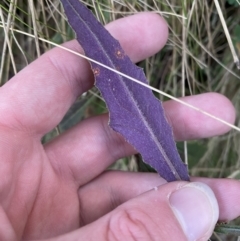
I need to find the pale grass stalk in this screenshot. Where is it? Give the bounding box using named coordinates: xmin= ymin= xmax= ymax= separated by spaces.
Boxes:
xmin=217 ymin=135 xmax=231 ymax=177
xmin=89 ymin=89 xmax=104 ymax=102
xmin=165 ymin=2 xmax=239 ymax=80
xmin=28 ymin=0 xmax=41 ymax=57
xmin=109 ymin=0 xmax=115 ymax=21
xmin=167 ymin=38 xmax=207 ymax=69
xmin=192 ymin=168 xmax=223 ymax=172
xmin=0 ymin=23 xmax=239 ymax=134
xmin=192 ymin=138 xmax=217 ymax=175
xmin=123 ymin=2 xmax=138 ymax=13
xmin=204 ymin=1 xmax=213 ymax=89
xmin=228 ymin=170 xmax=240 ymax=179
xmin=91 ymin=0 xmax=101 ymax=22
xmin=0 ymin=0 xmax=18 ymax=79
xmin=186 ymin=0 xmax=195 ymax=30
xmin=11 ymin=29 xmax=28 ymax=66
xmin=47 ymin=0 xmax=66 ymax=20
xmin=102 ymin=9 xmax=188 ymax=18
xmin=139 ymin=0 xmax=187 ymax=19
xmin=0 ymin=1 xmax=15 ymax=83
xmin=188 ymin=31 xmax=240 ymax=80
xmin=45 ymin=0 xmax=66 ymax=39
xmin=164 ymin=0 xmax=179 ymax=21
xmin=60 ymin=4 xmax=68 ymax=43
xmin=40 ymin=0 xmax=50 ymax=50
xmin=182 ymin=0 xmax=188 ymax=166
xmin=213 ymin=0 xmax=240 ymax=69
xmin=0 ymin=7 xmax=17 ymax=78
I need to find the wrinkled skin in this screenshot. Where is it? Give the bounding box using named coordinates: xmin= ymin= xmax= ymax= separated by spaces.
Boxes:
xmin=0 ymin=13 xmax=239 ymax=241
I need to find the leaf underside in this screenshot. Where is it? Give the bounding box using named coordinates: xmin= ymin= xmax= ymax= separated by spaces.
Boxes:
xmin=61 ymin=0 xmax=189 ymax=182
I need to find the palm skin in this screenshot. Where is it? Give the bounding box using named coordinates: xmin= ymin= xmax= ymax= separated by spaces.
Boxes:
xmin=0 ymin=13 xmax=239 ymax=241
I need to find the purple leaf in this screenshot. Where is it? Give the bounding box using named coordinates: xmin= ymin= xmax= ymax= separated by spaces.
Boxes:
xmin=61 ymin=0 xmax=189 ymax=182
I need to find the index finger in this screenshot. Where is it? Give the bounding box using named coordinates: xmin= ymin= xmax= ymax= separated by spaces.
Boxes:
xmin=0 ymin=13 xmax=168 ymax=137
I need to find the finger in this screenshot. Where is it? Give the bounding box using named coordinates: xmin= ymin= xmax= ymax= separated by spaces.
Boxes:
xmin=78 ymin=171 xmax=166 ymax=225
xmin=78 ymin=171 xmax=240 ymax=225
xmin=106 ymin=12 xmax=168 ymax=63
xmin=191 ymin=177 xmax=240 ymax=221
xmin=47 ymin=182 xmax=218 ymax=241
xmin=164 ymin=92 xmax=236 ymax=141
xmin=45 ymin=93 xmax=235 ymax=184
xmin=0 ymin=13 xmax=168 ymax=136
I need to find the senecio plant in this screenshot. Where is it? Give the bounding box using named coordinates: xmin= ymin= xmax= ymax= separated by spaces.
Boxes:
xmin=61 ymin=0 xmax=189 ymax=182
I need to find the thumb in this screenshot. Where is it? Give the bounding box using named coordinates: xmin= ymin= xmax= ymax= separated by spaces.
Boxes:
xmin=47 ymin=182 xmax=219 ymax=241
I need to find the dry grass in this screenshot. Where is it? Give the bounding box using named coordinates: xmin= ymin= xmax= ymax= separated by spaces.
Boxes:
xmin=0 ymin=0 xmax=240 ymax=239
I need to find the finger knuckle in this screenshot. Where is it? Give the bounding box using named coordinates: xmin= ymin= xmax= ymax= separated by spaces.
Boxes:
xmin=107 ymin=207 xmax=158 ymax=241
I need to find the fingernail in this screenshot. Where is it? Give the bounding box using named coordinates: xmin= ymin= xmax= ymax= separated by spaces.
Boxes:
xmin=169 ymin=182 xmax=219 ymax=241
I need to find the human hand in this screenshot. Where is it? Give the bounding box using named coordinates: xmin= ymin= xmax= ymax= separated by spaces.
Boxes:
xmin=0 ymin=13 xmax=239 ymax=241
